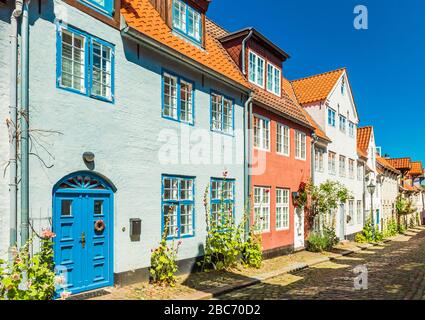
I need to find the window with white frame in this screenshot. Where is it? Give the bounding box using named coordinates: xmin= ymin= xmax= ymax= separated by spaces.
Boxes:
xmin=267 ymin=63 xmax=281 ymax=96
xmin=249 ymin=51 xmax=265 ymax=88
xmin=276 ymin=188 xmax=290 ymax=230
xmin=211 ymin=92 xmax=233 ymax=134
xmin=348 ymin=200 xmax=354 ymax=226
xmin=339 ymin=155 xmax=346 ymax=177
xmin=210 ymin=178 xmax=235 ymax=228
xmin=328 ymin=108 xmax=336 ymax=127
xmin=339 ymin=115 xmax=347 ymax=133
xmin=357 ymin=162 xmax=364 ymax=181
xmin=295 ymin=131 xmax=306 ymax=160
xmin=163 ymin=72 xmax=194 ymax=124
xmin=162 ymin=175 xmax=195 ymax=239
xmin=357 ymin=200 xmax=362 ymax=224
xmin=58 ymin=26 xmax=114 ymax=102
xmin=276 ymin=124 xmax=290 ymax=156
xmin=315 ymin=148 xmax=325 ymax=172
xmin=254 ymin=187 xmax=270 ymax=232
xmin=172 ymin=0 xmax=202 ymax=44
xmin=254 ymin=116 xmax=270 ymax=151
xmin=328 ymin=151 xmax=337 ymax=175
xmin=341 ymin=77 xmax=346 ymax=95
xmin=349 ymin=121 xmax=356 ymax=138
xmin=349 ymin=159 xmax=355 ymax=179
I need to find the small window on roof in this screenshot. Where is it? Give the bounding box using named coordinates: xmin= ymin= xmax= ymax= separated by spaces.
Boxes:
xmin=172 ymin=0 xmax=202 ymax=44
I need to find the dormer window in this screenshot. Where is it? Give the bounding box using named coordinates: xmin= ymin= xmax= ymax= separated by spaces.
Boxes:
xmin=172 ymin=0 xmax=202 ymax=44
xmin=249 ymin=51 xmax=265 ymax=88
xmin=267 ymin=63 xmax=281 ymax=96
xmin=80 ymin=0 xmax=115 ymax=16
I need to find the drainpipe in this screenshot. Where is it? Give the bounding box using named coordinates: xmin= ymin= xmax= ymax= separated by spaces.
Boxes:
xmin=9 ymin=0 xmax=23 ymax=258
xmin=241 ymin=29 xmax=254 ymax=76
xmin=310 ymin=133 xmax=318 ymax=232
xmin=20 ymin=0 xmax=30 ymax=246
xmin=244 ymin=93 xmax=253 ymax=240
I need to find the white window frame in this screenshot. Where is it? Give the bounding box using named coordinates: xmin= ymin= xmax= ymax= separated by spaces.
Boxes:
xmin=315 ymin=148 xmax=325 ymax=172
xmin=295 ymin=130 xmax=307 ymax=161
xmin=266 ymin=62 xmax=281 ymax=96
xmin=339 ymin=155 xmax=346 ymax=177
xmin=349 ymin=121 xmax=356 ymax=138
xmin=339 ymin=115 xmax=347 ymax=133
xmin=253 ymin=115 xmax=270 ymax=151
xmin=276 ymin=123 xmax=290 ymax=156
xmin=248 ymin=50 xmax=265 ymax=88
xmin=357 ymin=163 xmax=364 ymax=181
xmin=349 ymin=200 xmax=355 ymax=226
xmin=276 ymin=188 xmax=290 ymax=231
xmin=349 ymin=159 xmax=355 ymax=179
xmin=254 ymin=187 xmax=270 ymax=233
xmin=328 ymin=151 xmax=337 ymax=175
xmin=357 ymin=200 xmax=362 ymax=225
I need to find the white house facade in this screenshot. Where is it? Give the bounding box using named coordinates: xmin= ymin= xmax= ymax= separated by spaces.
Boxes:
xmin=291 ymin=69 xmax=365 ymax=240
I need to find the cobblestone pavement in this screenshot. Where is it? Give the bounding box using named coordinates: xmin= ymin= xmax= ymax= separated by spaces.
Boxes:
xmin=218 ymin=228 xmax=425 ymax=300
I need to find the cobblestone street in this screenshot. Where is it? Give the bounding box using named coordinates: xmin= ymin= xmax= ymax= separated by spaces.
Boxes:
xmin=217 ymin=227 xmax=425 ymax=300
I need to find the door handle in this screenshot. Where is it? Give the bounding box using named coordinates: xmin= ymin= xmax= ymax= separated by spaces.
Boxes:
xmin=81 ymin=231 xmax=86 ymax=249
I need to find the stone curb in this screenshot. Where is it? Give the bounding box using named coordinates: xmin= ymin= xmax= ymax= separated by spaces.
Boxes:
xmin=177 ymin=234 xmax=410 ymax=301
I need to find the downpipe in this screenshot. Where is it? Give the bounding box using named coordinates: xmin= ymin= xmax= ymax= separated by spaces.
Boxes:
xmin=9 ymin=0 xmax=23 ymax=260
xmin=244 ymin=93 xmax=253 ymax=240
xmin=20 ymin=0 xmax=30 ymax=246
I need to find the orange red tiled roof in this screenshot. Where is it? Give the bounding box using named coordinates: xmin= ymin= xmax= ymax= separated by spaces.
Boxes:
xmin=282 ymin=77 xmax=331 ymax=142
xmin=291 ymin=68 xmax=346 ymax=105
xmin=409 ymin=161 xmax=424 ymax=176
xmin=377 ymin=156 xmax=400 ymax=175
xmin=121 ymin=0 xmax=250 ymax=89
xmin=357 ymin=126 xmax=373 ymax=155
xmin=387 ymin=158 xmax=412 ymax=170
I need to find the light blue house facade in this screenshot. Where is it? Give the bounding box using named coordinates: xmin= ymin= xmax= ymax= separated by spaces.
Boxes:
xmin=0 ymin=0 xmax=251 ymax=295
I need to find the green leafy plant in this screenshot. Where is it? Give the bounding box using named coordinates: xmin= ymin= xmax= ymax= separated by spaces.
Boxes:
xmin=0 ymin=230 xmax=56 ymax=300
xmin=355 ymin=219 xmax=383 ymax=243
xmin=383 ymin=218 xmax=399 ymax=238
xmin=149 ymin=215 xmax=181 ymax=287
xmin=200 ymin=172 xmax=262 ymax=271
xmin=307 ymin=180 xmax=352 ymax=233
xmin=241 ymin=230 xmax=262 ymax=269
xmin=306 ymin=227 xmax=339 ymax=252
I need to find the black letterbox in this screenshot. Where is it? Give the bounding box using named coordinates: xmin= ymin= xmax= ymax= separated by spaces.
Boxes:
xmin=130 ymin=218 xmax=141 ymax=242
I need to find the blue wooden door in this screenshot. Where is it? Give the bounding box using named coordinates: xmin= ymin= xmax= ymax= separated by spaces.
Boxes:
xmin=53 ymin=173 xmax=114 ymax=296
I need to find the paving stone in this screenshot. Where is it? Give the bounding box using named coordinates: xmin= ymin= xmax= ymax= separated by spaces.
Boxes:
xmin=218 ymin=229 xmax=425 ymax=300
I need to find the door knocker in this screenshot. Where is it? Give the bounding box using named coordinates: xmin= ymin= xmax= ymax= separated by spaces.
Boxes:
xmin=94 ymin=220 xmax=106 ymax=233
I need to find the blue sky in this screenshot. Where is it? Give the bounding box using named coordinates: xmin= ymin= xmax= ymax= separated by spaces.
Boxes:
xmin=209 ymin=0 xmax=425 ymax=163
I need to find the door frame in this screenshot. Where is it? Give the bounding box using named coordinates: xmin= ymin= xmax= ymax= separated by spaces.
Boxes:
xmin=294 ymin=206 xmax=305 ymax=249
xmin=52 ymin=171 xmax=115 ymax=295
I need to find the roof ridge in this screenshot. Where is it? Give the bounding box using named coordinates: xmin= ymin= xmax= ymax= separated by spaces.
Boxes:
xmin=291 ymin=67 xmax=346 ymax=83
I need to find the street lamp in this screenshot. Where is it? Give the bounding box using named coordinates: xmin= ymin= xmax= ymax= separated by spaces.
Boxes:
xmin=367 ymin=181 xmax=376 ymax=240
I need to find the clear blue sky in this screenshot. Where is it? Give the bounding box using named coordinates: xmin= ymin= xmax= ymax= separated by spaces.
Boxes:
xmin=209 ymin=0 xmax=425 ymax=163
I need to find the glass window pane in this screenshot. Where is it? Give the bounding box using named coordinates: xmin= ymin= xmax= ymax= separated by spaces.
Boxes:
xmin=61 ymin=200 xmax=72 ymax=216
xmin=94 ymin=200 xmax=103 ymax=215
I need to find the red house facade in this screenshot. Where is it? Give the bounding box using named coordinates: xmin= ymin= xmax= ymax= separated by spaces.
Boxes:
xmin=219 ymin=28 xmax=314 ymax=255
